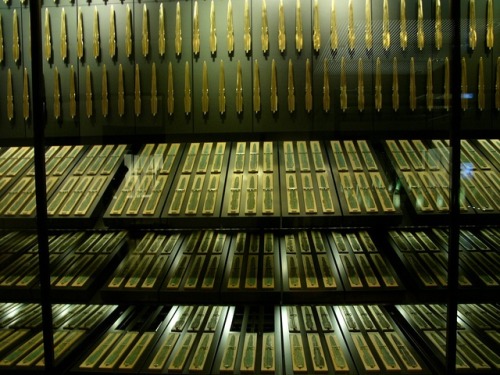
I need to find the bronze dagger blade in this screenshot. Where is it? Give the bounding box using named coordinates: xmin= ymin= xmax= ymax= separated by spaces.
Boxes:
xmin=209 ymin=0 xmax=217 ymax=55
xmin=135 ymin=64 xmax=141 ymax=116
xmin=185 ymin=61 xmax=191 ymax=115
xmin=7 ymin=68 xmax=13 ymax=121
xmin=365 ymin=0 xmax=372 ymax=51
xmin=478 ymin=57 xmax=485 ymax=111
xmin=348 ymin=0 xmax=355 ymax=51
xmin=54 ymin=67 xmax=60 ymax=120
xmin=417 ymin=0 xmax=424 ymax=50
xmin=295 ymin=0 xmax=303 ymax=53
xmin=168 ymin=62 xmax=174 ymax=116
xmin=400 ymin=0 xmax=407 ymax=50
xmin=45 ymin=8 xmax=52 ymax=62
xmin=175 ymin=2 xmax=182 ymax=56
xmin=13 ymin=9 xmax=20 ymax=63
xmin=435 ymin=0 xmax=442 ymax=50
xmin=340 ymin=57 xmax=347 ymax=111
xmin=486 ymin=0 xmax=494 ymax=49
xmin=193 ymin=1 xmax=200 ymax=55
xmin=118 ymin=64 xmax=125 ymax=117
xmin=305 ymin=58 xmax=312 ymax=113
xmin=202 ymin=61 xmax=209 ymax=115
xmin=227 ymin=0 xmax=234 ymax=54
xmin=254 ymin=59 xmax=261 ymax=114
xmin=93 ymin=6 xmax=100 ymax=60
xmin=69 ymin=65 xmax=76 ymax=119
xmin=77 ymin=8 xmax=84 ymax=61
xmin=270 ymin=59 xmax=278 ymax=113
xmin=86 ymin=65 xmax=93 ymax=118
xmin=469 ymin=0 xmax=477 ymax=50
xmin=392 ymin=57 xmax=399 ymax=112
xmin=23 ymin=67 xmax=29 ymax=120
xmin=244 ymin=0 xmax=251 ymax=54
xmin=323 ymin=59 xmax=330 ymax=112
xmin=102 ymin=64 xmax=108 ymax=118
xmin=313 ymin=0 xmax=320 ymax=52
xmin=278 ymin=0 xmax=286 ymax=53
xmin=358 ymin=58 xmax=364 ymax=112
xmin=382 ymin=0 xmax=390 ymax=51
xmin=125 ymin=5 xmax=133 ymax=58
xmin=330 ymin=0 xmax=338 ymax=51
xmin=375 ymin=57 xmax=382 ymax=111
xmin=288 ymin=59 xmax=295 ymax=113
xmin=159 ymin=3 xmax=166 ymax=57
xmin=236 ymin=60 xmax=243 ymax=114
xmin=219 ymin=60 xmax=225 ymax=115
xmin=142 ymin=4 xmax=149 ymax=57
xmin=151 ymin=62 xmax=157 ymax=116
xmin=109 ymin=5 xmax=116 ymax=58
xmin=427 ymin=58 xmax=433 ymax=111
xmin=261 ymin=0 xmax=269 ymax=53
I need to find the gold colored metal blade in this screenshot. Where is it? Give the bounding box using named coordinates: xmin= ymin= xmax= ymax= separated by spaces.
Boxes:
xmin=227 ymin=0 xmax=234 ymax=54
xmin=312 ymin=0 xmax=320 ymax=52
xmin=151 ymin=62 xmax=157 ymax=116
xmin=193 ymin=1 xmax=200 ymax=55
xmin=305 ymin=59 xmax=312 ymax=113
xmin=45 ymin=8 xmax=52 ymax=62
xmin=218 ymin=60 xmax=226 ymax=114
xmin=254 ymin=59 xmax=261 ymax=113
xmin=93 ymin=6 xmax=100 ymax=60
xmin=469 ymin=0 xmax=477 ymax=50
xmin=270 ymin=59 xmax=278 ymax=113
xmin=348 ymin=0 xmax=355 ymax=51
xmin=330 ymin=0 xmax=338 ymax=51
xmin=159 ymin=4 xmax=166 ymax=57
xmin=244 ymin=0 xmax=251 ymax=54
xmin=54 ymin=67 xmax=60 ymax=120
xmin=400 ymin=0 xmax=407 ymax=50
xmin=13 ymin=9 xmax=19 ymax=63
xmin=175 ymin=2 xmax=182 ymax=56
xmin=210 ymin=0 xmax=217 ymax=55
xmin=495 ymin=57 xmax=500 ymax=110
xmin=236 ymin=60 xmax=243 ymax=114
xmin=295 ymin=0 xmax=303 ymax=53
xmin=202 ymin=61 xmax=209 ymax=115
xmin=278 ymin=0 xmax=286 ymax=53
xmin=410 ymin=57 xmax=416 ymax=111
xmin=426 ymin=58 xmax=433 ymax=111
xmin=184 ymin=61 xmax=191 ymax=115
xmin=435 ymin=0 xmax=442 ymax=50
xmin=340 ymin=57 xmax=347 ymax=111
xmin=375 ymin=57 xmax=382 ymax=111
xmin=102 ymin=64 xmax=108 ymax=118
xmin=109 ymin=5 xmax=116 ymax=58
xmin=125 ymin=5 xmax=133 ymax=58
xmin=444 ymin=57 xmax=450 ymax=111
xmin=69 ymin=65 xmax=76 ymax=119
xmin=382 ymin=0 xmax=390 ymax=51
xmin=7 ymin=68 xmax=13 ymax=121
xmin=365 ymin=0 xmax=372 ymax=51
xmin=358 ymin=58 xmax=364 ymax=112
xmin=135 ymin=64 xmax=141 ymax=116
xmin=0 ymin=14 xmax=4 ymax=63
xmin=118 ymin=64 xmax=125 ymax=117
xmin=486 ymin=0 xmax=494 ymax=49
xmin=23 ymin=67 xmax=29 ymax=120
xmin=417 ymin=0 xmax=424 ymax=50
xmin=288 ymin=59 xmax=295 ymax=113
xmin=77 ymin=8 xmax=84 ymax=61
xmin=461 ymin=57 xmax=468 ymax=110
xmin=478 ymin=57 xmax=485 ymax=111
xmin=323 ymin=59 xmax=330 ymax=112
xmin=392 ymin=57 xmax=399 ymax=112
xmin=86 ymin=65 xmax=93 ymax=118
xmin=261 ymin=0 xmax=269 ymax=53
xmin=142 ymin=4 xmax=149 ymax=57
xmin=168 ymin=62 xmax=175 ymax=116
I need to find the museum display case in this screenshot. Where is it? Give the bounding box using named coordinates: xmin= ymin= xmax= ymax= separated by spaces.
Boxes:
xmin=0 ymin=0 xmax=498 ymax=374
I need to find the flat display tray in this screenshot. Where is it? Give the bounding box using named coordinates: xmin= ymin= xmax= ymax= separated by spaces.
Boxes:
xmin=326 ymin=140 xmax=403 ymax=226
xmin=46 ymin=145 xmax=128 ymax=229
xmin=278 ymin=141 xmax=342 ymax=228
xmin=161 ymin=142 xmax=231 ymax=228
xmin=220 ymin=232 xmax=282 ymax=304
xmin=103 ymin=144 xmax=185 ymax=228
xmin=220 ymin=142 xmax=281 ymax=229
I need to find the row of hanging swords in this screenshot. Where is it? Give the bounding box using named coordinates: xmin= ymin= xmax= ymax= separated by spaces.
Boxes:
xmin=1 ymin=0 xmax=495 ymax=66
xmin=4 ymin=55 xmax=500 ymax=122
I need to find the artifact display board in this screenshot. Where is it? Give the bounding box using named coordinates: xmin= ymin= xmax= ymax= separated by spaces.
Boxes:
xmin=104 ymin=143 xmax=184 ymax=227
xmin=0 ymin=231 xmax=127 ymax=302
xmin=279 ymin=141 xmax=342 ymax=227
xmin=388 ymin=228 xmax=500 ymax=301
xmin=0 ymin=145 xmax=86 ymax=228
xmin=327 ymin=140 xmax=401 ymax=225
xmin=161 ymin=142 xmax=231 ymax=228
xmin=0 ymin=303 xmax=117 ymax=372
xmin=221 ymin=141 xmax=281 ymax=228
xmin=397 ymin=304 xmax=500 ymax=373
xmin=221 ymin=232 xmax=281 ymax=304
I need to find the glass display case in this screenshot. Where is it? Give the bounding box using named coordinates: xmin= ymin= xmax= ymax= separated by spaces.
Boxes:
xmin=0 ymin=1 xmax=498 ymax=374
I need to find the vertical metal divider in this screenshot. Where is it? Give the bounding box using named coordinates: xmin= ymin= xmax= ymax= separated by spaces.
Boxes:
xmin=29 ymin=0 xmax=55 ymax=372
xmin=446 ymin=1 xmax=461 ymax=374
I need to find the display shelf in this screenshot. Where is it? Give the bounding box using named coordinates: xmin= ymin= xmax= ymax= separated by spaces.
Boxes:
xmin=396 ymin=304 xmax=500 ymax=373
xmin=0 ymin=303 xmax=118 ymax=373
xmin=103 ymin=143 xmax=185 ymax=228
xmin=161 ymin=142 xmax=231 ymax=228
